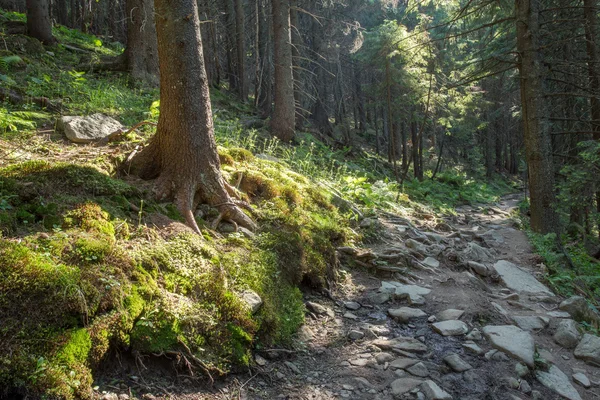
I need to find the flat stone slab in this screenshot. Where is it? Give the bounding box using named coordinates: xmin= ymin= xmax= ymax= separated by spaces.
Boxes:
xmin=432 ymin=320 xmax=469 ymax=336
xmin=423 ymin=257 xmax=440 ymax=268
xmin=536 ymin=365 xmax=582 ymax=400
xmin=372 ymin=337 xmax=428 ymax=353
xmin=390 ymin=357 xmax=419 ymax=370
xmin=421 ymin=380 xmax=452 ymax=400
xmin=58 ymin=113 xmax=123 ymax=143
xmin=574 ymin=333 xmax=600 ymax=366
xmin=436 ymin=309 xmax=465 ymax=321
xmin=443 ymin=353 xmax=472 ymax=372
xmin=493 ymin=260 xmax=553 ymax=296
xmin=381 ymin=281 xmax=431 ymax=305
xmin=390 ymin=377 xmax=423 ymax=396
xmin=511 ymin=315 xmax=548 ymax=331
xmin=388 ymin=307 xmax=427 ymax=323
xmin=482 ymin=325 xmax=535 ymax=367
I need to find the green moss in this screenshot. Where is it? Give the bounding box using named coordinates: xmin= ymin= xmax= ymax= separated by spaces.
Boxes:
xmin=228 ymin=148 xmax=254 ymax=162
xmin=63 ymin=203 xmax=116 ymax=239
xmin=56 ymin=329 xmax=92 ymax=366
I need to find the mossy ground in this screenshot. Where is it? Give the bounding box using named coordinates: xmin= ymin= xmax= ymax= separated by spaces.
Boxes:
xmin=0 ymin=8 xmax=515 ymax=399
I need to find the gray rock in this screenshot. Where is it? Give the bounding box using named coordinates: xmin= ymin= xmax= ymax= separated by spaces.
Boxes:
xmin=240 ymin=290 xmax=263 ymax=313
xmin=344 ymin=301 xmax=361 ymax=310
xmin=465 ymin=328 xmax=482 ymax=341
xmin=407 ymin=362 xmax=429 ymax=377
xmin=306 ymin=301 xmax=335 ymax=317
xmin=432 ymin=320 xmax=469 ymax=336
xmin=375 ymin=352 xmax=394 ymax=364
xmin=572 ymin=372 xmax=591 ymax=388
xmin=547 ymin=311 xmax=572 ymax=318
xmin=373 ymin=337 xmax=428 ymax=353
xmin=381 ymin=281 xmax=431 ymax=305
xmin=520 ymin=380 xmax=532 ymax=394
xmin=493 ymin=260 xmax=553 ymax=295
xmin=368 ymin=292 xmax=391 ymax=305
xmin=468 ymin=260 xmax=490 ymax=276
xmin=511 ymin=315 xmax=548 ymax=331
xmin=423 ymin=257 xmax=440 ymax=269
xmin=388 ymin=307 xmax=428 ymax=323
xmin=537 ymin=348 xmax=556 ymax=364
xmin=406 ymin=239 xmax=428 ymax=255
xmin=443 ymin=353 xmax=472 ymax=372
xmin=58 ymin=113 xmax=123 ymax=143
xmin=505 ymin=377 xmax=520 ymax=389
xmin=285 ymin=361 xmax=301 ymax=374
xmin=343 ymin=312 xmax=358 ymax=320
xmin=515 ymin=363 xmax=529 ymax=378
xmin=390 ymin=377 xmax=423 ymax=396
xmin=535 ymin=365 xmax=582 ymax=400
xmin=347 ymin=330 xmax=365 ymax=340
xmin=559 ymin=296 xmax=589 ymax=321
xmin=436 ymin=309 xmax=465 ymax=321
xmin=462 ymin=341 xmax=483 ymax=355
xmin=390 ymin=357 xmax=419 ymax=370
xmin=482 ymin=325 xmax=535 ymax=367
xmin=462 ymin=242 xmax=494 ymax=263
xmin=553 ymin=319 xmax=581 ymax=349
xmin=420 ymin=380 xmax=452 ymax=400
xmin=574 ymin=333 xmax=600 ymax=366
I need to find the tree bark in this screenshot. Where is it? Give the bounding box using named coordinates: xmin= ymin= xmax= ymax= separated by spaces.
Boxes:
xmin=516 ymin=0 xmax=559 ymax=233
xmin=235 ymin=0 xmax=247 ymax=100
xmin=129 ymin=0 xmax=255 ymax=233
xmin=270 ymin=0 xmax=295 ymax=141
xmin=25 ymin=0 xmax=56 ymax=44
xmin=123 ymin=0 xmax=159 ymax=86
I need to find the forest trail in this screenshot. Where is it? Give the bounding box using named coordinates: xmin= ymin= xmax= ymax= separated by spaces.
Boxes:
xmin=188 ymin=194 xmax=599 ymax=400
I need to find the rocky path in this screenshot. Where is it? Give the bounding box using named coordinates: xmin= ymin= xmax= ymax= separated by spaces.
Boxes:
xmin=207 ymin=194 xmax=600 ymax=400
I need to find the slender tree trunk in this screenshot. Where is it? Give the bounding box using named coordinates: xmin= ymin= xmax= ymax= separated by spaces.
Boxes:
xmin=270 ymin=0 xmax=295 ymax=141
xmin=235 ymin=0 xmax=246 ymax=100
xmin=290 ymin=0 xmax=302 ymax=128
xmin=26 ymin=0 xmax=56 ymax=44
xmin=130 ymin=0 xmax=255 ymax=233
xmin=225 ymin=0 xmax=237 ymax=92
xmin=401 ymin=121 xmax=408 ymax=173
xmin=584 ymin=0 xmax=600 ymax=237
xmin=123 ymin=0 xmax=159 ymax=86
xmin=516 ymin=0 xmax=558 ymax=233
xmin=257 ymin=0 xmax=272 ymax=118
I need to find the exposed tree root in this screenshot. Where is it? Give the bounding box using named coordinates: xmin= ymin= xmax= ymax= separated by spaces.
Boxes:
xmin=0 ymin=87 xmax=62 ymax=112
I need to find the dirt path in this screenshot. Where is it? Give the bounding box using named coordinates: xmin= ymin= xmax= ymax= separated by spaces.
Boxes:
xmin=99 ymin=194 xmax=600 ymax=400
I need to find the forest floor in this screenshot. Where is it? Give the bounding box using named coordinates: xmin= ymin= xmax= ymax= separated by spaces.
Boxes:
xmin=93 ymin=194 xmax=599 ymax=400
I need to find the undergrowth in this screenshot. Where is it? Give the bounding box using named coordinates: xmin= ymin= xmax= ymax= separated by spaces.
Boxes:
xmin=0 ymin=9 xmax=516 ymax=399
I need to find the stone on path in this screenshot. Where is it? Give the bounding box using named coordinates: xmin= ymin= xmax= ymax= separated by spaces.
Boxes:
xmin=420 ymin=380 xmax=452 ymax=400
xmin=381 ymin=281 xmax=431 ymax=305
xmin=462 ymin=242 xmax=494 ymax=263
xmin=574 ymin=333 xmax=600 ymax=366
xmin=462 ymin=341 xmax=483 ymax=355
xmin=482 ymin=325 xmax=535 ymax=367
xmin=343 ymin=312 xmax=358 ymax=320
xmin=560 ymin=296 xmax=595 ymax=322
xmin=443 ymin=353 xmax=472 ymax=372
xmin=423 ymin=257 xmax=440 ymax=269
xmin=436 ymin=309 xmax=465 ymax=321
xmin=373 ymin=337 xmax=428 ymax=353
xmin=511 ymin=315 xmax=548 ymax=331
xmin=343 ymin=301 xmax=361 ymax=310
xmin=535 ymin=365 xmax=582 ymax=400
xmin=368 ymin=292 xmax=391 ymax=305
xmin=493 ymin=260 xmax=553 ymax=295
xmin=572 ymin=372 xmax=591 ymax=388
xmin=347 ymin=330 xmax=364 ymax=340
xmin=407 ymin=362 xmax=429 ymax=377
xmin=432 ymin=320 xmax=469 ymax=336
xmin=389 ymin=307 xmax=427 ymax=323
xmin=547 ymin=311 xmax=571 ymax=318
xmin=553 ymin=319 xmax=581 ymax=349
xmin=468 ymin=260 xmax=490 ymax=276
xmin=375 ymin=352 xmax=394 ymax=364
xmin=306 ymin=301 xmax=335 ymax=317
xmin=59 ymin=113 xmax=123 ymax=143
xmin=390 ymin=377 xmax=423 ymax=397
xmin=390 ymin=357 xmax=419 ymax=370
xmin=465 ymin=328 xmax=482 ymax=341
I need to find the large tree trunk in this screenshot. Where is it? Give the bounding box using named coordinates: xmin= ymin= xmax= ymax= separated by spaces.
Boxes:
xmin=516 ymin=0 xmax=558 ymax=233
xmin=123 ymin=0 xmax=159 ymax=86
xmin=270 ymin=0 xmax=295 ymax=142
xmin=25 ymin=0 xmax=56 ymax=44
xmin=129 ymin=0 xmax=255 ymax=233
